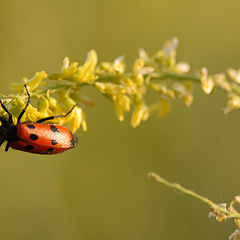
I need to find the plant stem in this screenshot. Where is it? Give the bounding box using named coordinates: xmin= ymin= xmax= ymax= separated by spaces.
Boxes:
xmin=148 ymin=172 xmax=240 ymax=219
xmin=151 ymin=73 xmax=201 ymax=82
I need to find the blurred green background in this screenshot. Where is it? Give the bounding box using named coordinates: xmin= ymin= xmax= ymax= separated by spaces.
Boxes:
xmin=0 ymin=0 xmax=240 ymax=239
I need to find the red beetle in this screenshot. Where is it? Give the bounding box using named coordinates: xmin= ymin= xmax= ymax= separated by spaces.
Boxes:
xmin=0 ymin=85 xmax=78 ymax=154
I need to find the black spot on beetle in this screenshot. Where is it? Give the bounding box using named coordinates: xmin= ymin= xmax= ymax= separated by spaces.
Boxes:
xmin=48 ymin=148 xmax=54 ymax=153
xmin=51 ymin=139 xmax=58 ymax=145
xmin=50 ymin=125 xmax=59 ymax=133
xmin=30 ymin=134 xmax=38 ymax=141
xmin=25 ymin=145 xmax=34 ymax=150
xmin=27 ymin=124 xmax=35 ymax=129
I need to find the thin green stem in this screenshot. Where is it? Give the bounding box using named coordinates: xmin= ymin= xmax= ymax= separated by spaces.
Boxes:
xmin=151 ymin=73 xmax=201 ymax=82
xmin=148 ymin=172 xmax=240 ymax=219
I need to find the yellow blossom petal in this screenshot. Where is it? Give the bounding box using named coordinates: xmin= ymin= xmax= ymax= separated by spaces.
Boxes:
xmin=149 ymin=99 xmax=171 ymax=117
xmin=121 ymin=77 xmax=137 ymax=95
xmin=213 ymin=73 xmax=232 ymax=92
xmin=58 ymin=90 xmax=76 ymax=110
xmin=227 ymin=68 xmax=240 ymax=84
xmin=162 ymin=37 xmax=178 ymax=58
xmin=114 ymin=103 xmax=124 ymax=122
xmin=11 ymin=77 xmax=28 ymax=92
xmin=47 ymin=95 xmax=60 ymax=113
xmin=149 ymin=83 xmax=175 ymax=99
xmin=174 ymin=62 xmax=190 ymax=74
xmin=22 ymin=104 xmax=42 ymax=123
xmin=173 ymin=82 xmax=193 ymax=106
xmin=200 ymin=68 xmax=214 ymax=94
xmin=38 ymin=97 xmax=52 ymax=118
xmin=138 ymin=48 xmax=150 ymax=61
xmin=131 ymin=104 xmax=149 ymax=128
xmin=61 ymin=106 xmax=83 ymax=133
xmin=27 ymin=71 xmax=47 ymax=92
xmin=113 ymin=56 xmax=125 ymax=74
xmin=75 ymin=50 xmax=98 ymax=83
xmin=158 ymin=100 xmax=170 ymax=117
xmin=134 ymin=73 xmax=144 ymax=86
xmin=224 ymin=93 xmax=240 ymax=114
xmin=155 ymin=37 xmax=178 ymax=66
xmin=62 ymin=57 xmax=70 ymax=70
xmin=133 ymin=59 xmax=145 ymax=86
xmin=81 ymin=112 xmax=88 ymax=132
xmin=61 ymin=57 xmax=79 ymax=79
xmin=95 ymin=82 xmax=127 ymax=95
xmin=113 ymin=94 xmax=131 ymax=121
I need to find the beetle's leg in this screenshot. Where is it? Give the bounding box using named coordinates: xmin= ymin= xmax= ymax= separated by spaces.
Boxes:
xmin=0 ymin=139 xmax=4 ymax=147
xmin=37 ymin=104 xmax=77 ymax=123
xmin=0 ymin=99 xmax=13 ymax=124
xmin=17 ymin=84 xmax=31 ymax=124
xmin=5 ymin=141 xmax=10 ymax=152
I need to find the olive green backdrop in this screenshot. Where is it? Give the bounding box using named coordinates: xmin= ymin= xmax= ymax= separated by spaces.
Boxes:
xmin=0 ymin=0 xmax=239 ymax=239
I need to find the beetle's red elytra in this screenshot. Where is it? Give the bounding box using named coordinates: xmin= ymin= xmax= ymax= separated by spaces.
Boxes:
xmin=0 ymin=85 xmax=78 ymax=154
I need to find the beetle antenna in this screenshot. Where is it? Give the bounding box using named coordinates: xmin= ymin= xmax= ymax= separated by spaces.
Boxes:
xmin=37 ymin=104 xmax=78 ymax=123
xmin=17 ymin=84 xmax=31 ymax=124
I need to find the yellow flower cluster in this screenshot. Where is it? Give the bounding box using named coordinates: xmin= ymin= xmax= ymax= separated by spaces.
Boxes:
xmin=199 ymin=66 xmax=240 ymax=114
xmin=1 ymin=54 xmax=93 ymax=133
xmin=94 ymin=38 xmax=193 ymax=127
xmin=1 ymin=38 xmax=240 ymax=134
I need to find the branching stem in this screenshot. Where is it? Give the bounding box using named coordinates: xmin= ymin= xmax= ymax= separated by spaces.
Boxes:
xmin=148 ymin=172 xmax=240 ymax=219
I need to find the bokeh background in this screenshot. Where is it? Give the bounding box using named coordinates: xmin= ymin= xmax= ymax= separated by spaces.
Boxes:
xmin=0 ymin=0 xmax=240 ymax=239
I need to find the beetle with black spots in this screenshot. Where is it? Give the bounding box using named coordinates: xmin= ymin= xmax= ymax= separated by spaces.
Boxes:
xmin=0 ymin=85 xmax=78 ymax=154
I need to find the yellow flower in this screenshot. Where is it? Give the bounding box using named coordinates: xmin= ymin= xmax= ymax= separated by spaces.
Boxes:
xmin=213 ymin=73 xmax=232 ymax=92
xmin=173 ymin=82 xmax=193 ymax=106
xmin=95 ymin=82 xmax=127 ymax=95
xmin=227 ymin=68 xmax=240 ymax=84
xmin=81 ymin=111 xmax=87 ymax=132
xmin=158 ymin=99 xmax=170 ymax=117
xmin=47 ymin=94 xmax=60 ymax=114
xmin=113 ymin=94 xmax=131 ymax=121
xmin=131 ymin=103 xmax=149 ymax=128
xmin=61 ymin=57 xmax=79 ymax=79
xmin=24 ymin=105 xmax=43 ymax=122
xmin=11 ymin=77 xmax=28 ymax=92
xmin=97 ymin=56 xmax=125 ymax=75
xmin=200 ymin=68 xmax=214 ymax=94
xmin=27 ymin=71 xmax=47 ymax=92
xmin=61 ymin=106 xmax=85 ymax=133
xmin=149 ymin=83 xmax=175 ymax=99
xmin=38 ymin=96 xmax=52 ymax=118
xmin=113 ymin=56 xmax=125 ymax=74
xmin=162 ymin=37 xmax=178 ymax=57
xmin=149 ymin=99 xmax=171 ymax=117
xmin=58 ymin=90 xmax=76 ymax=109
xmin=224 ymin=93 xmax=240 ymax=114
xmin=75 ymin=50 xmax=98 ymax=83
xmin=121 ymin=77 xmax=137 ymax=95
xmin=133 ymin=59 xmax=145 ymax=86
xmin=13 ymin=96 xmax=42 ymax=123
xmin=0 ymin=99 xmax=14 ymax=120
xmin=155 ymin=37 xmax=178 ymax=66
xmin=138 ymin=48 xmax=150 ymax=62
xmin=174 ymin=62 xmax=190 ymax=74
